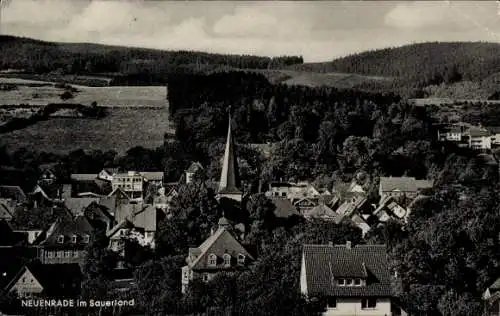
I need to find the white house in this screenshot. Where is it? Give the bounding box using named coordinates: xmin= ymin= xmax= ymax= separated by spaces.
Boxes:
xmin=300 ymin=242 xmax=398 ymax=316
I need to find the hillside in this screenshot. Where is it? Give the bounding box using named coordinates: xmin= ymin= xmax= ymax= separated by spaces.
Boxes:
xmin=288 ymin=42 xmax=500 ymax=98
xmin=0 ymin=35 xmax=303 ymax=84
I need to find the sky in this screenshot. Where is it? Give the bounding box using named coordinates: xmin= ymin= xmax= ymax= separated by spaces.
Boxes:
xmin=2 ymin=0 xmax=500 ymax=62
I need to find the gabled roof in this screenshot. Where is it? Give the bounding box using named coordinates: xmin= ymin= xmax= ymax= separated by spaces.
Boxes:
xmin=106 ymin=219 xmax=135 ymax=238
xmin=72 ymin=179 xmax=112 ymax=196
xmin=304 ymin=204 xmax=344 ymax=224
xmin=468 ymin=127 xmax=491 ymax=137
xmin=40 ymin=215 xmax=95 ymax=247
xmin=335 ymin=196 xmax=368 ymax=217
xmin=189 ymin=228 xmax=254 ymax=270
xmin=0 ymin=186 xmax=27 ymax=204
xmin=186 ymin=162 xmax=204 ymax=173
xmin=302 ymin=244 xmax=392 ymax=297
xmin=218 ymin=115 xmax=241 ymax=195
xmin=269 ymin=197 xmax=300 ymax=218
xmin=114 ymin=203 xmax=156 ymax=232
xmin=64 ymin=197 xmax=100 ymax=216
xmin=0 ymin=247 xmax=39 ymax=289
xmin=5 ymin=261 xmax=82 ymax=297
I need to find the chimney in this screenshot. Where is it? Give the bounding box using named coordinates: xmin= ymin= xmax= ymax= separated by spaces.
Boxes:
xmin=346 ymin=241 xmax=352 ymax=249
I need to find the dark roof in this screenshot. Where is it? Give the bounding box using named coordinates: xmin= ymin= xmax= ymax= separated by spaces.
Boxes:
xmin=5 ymin=261 xmax=82 ymax=297
xmin=269 ymin=197 xmax=300 ymax=218
xmin=0 ymin=186 xmax=27 ymax=204
xmin=304 ymin=204 xmax=344 ymax=224
xmin=64 ymin=197 xmax=100 ymax=216
xmin=218 ymin=117 xmax=241 ymax=194
xmin=486 ymin=126 xmax=500 ymax=134
xmin=188 ymin=228 xmax=254 ymax=270
xmin=41 ymin=215 xmax=95 ymax=248
xmin=114 ymin=203 xmax=156 ymax=231
xmin=490 ymin=277 xmax=500 ymax=291
xmin=0 ymin=200 xmax=14 ymax=220
xmin=379 ymin=177 xmax=433 ymax=193
xmin=31 ymin=183 xmax=62 ymax=200
xmin=302 ymin=244 xmax=392 ymax=297
xmin=139 ymin=172 xmax=164 ymax=182
xmin=70 ymin=174 xmax=97 ymax=181
xmin=72 ymin=179 xmax=112 ymax=196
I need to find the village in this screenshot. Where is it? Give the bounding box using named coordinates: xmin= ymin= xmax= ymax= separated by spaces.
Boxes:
xmin=2 ymin=112 xmax=500 ymax=316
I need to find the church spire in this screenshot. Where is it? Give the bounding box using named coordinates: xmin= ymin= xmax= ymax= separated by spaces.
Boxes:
xmin=218 ymin=109 xmax=241 ymax=199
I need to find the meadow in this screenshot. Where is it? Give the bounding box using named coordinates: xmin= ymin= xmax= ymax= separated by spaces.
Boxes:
xmin=0 ymin=77 xmax=168 ymax=107
xmin=0 ymin=108 xmax=173 ymax=155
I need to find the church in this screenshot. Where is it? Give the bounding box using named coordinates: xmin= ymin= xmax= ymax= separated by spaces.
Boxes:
xmin=181 ymin=113 xmax=255 ymax=294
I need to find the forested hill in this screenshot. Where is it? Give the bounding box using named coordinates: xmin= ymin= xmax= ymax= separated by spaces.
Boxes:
xmin=292 ymin=42 xmax=500 ymax=85
xmin=0 ymin=35 xmax=303 ymax=76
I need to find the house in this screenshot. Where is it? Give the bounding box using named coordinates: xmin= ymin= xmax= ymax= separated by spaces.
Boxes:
xmin=111 ymin=171 xmax=145 ymax=201
xmin=5 ymin=261 xmax=81 ymax=298
xmin=99 ymin=188 xmax=131 ymax=216
xmin=467 ymin=127 xmax=492 ymax=150
xmin=139 ymin=171 xmax=164 ymax=186
xmin=300 ymin=242 xmax=395 ymax=316
xmin=0 ymin=247 xmax=39 ymax=292
xmin=0 ymin=186 xmax=27 ymax=206
xmin=98 ymin=168 xmax=117 ymax=182
xmin=71 ymin=178 xmax=112 ymax=198
xmin=266 ymin=181 xmax=321 ymax=200
xmin=379 ymin=177 xmax=433 ymax=202
xmin=217 ymin=114 xmax=243 ymax=202
xmin=38 ymin=215 xmax=97 ymax=264
xmin=185 ymin=162 xmax=204 ymax=184
xmin=181 ymin=217 xmax=255 ymax=294
xmin=294 ymin=198 xmax=318 ymax=215
xmin=335 ymin=196 xmax=374 ymax=236
xmin=304 ymin=204 xmax=344 ymax=223
xmin=374 ymin=196 xmax=408 ymax=223
xmin=30 ymin=183 xmax=65 ymax=205
xmin=108 ymin=202 xmax=157 ymax=250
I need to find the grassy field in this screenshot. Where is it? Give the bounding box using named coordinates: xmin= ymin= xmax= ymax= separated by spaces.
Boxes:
xmin=244 ymin=69 xmax=391 ymax=89
xmin=0 ymin=108 xmax=172 ymax=154
xmin=0 ymin=77 xmax=168 ymax=107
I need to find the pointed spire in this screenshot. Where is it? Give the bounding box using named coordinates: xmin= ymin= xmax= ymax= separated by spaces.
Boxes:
xmin=218 ymin=109 xmax=241 ymax=195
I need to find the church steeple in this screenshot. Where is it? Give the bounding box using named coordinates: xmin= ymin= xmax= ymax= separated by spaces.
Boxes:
xmin=217 ymin=109 xmax=242 ymax=201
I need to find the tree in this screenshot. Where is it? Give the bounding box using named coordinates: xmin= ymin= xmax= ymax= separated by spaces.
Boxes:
xmin=81 ymin=229 xmax=117 ymax=299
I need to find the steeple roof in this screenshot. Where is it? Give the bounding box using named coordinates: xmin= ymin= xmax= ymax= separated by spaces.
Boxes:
xmin=218 ymin=113 xmax=241 ymax=194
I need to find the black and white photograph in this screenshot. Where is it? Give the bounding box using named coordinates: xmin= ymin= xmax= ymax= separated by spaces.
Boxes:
xmin=1 ymin=0 xmax=500 ymax=315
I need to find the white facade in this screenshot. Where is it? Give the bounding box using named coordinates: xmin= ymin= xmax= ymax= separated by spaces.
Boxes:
xmin=111 ymin=172 xmax=144 ymax=200
xmin=322 ymin=298 xmax=391 ymax=316
xmin=470 ymin=136 xmax=492 ymax=150
xmin=266 ymin=182 xmax=321 ymax=200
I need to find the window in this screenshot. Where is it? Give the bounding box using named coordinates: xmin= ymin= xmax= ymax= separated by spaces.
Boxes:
xmin=83 ymin=235 xmax=90 ymax=243
xmin=57 ymin=235 xmax=65 ymax=243
xmin=281 ymin=192 xmax=286 ymax=197
xmin=57 ymin=251 xmax=64 ymax=258
xmin=223 ymin=254 xmax=231 ymax=267
xmin=346 ymin=279 xmax=353 ymax=286
xmin=354 ymin=278 xmax=361 ymax=286
xmin=47 ymin=251 xmax=53 ymax=258
xmin=326 ymin=297 xmax=337 ymax=309
xmin=361 ymin=298 xmax=377 ymax=309
xmin=208 ymin=254 xmax=217 ymax=266
xmin=202 ymin=273 xmax=209 ymax=282
xmin=183 ymin=271 xmax=189 ymax=280
xmin=237 ymin=254 xmax=246 ymax=265
xmin=337 ymin=278 xmax=345 ymax=286
xmin=22 ymin=277 xmax=26 ymax=283
xmin=65 ymin=251 xmax=71 ymax=258
xmin=71 ymin=235 xmax=77 ymax=243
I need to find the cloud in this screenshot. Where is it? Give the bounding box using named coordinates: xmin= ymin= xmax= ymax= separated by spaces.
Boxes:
xmin=3 ymin=0 xmax=85 ymax=25
xmin=2 ymin=1 xmax=500 ymax=62
xmin=384 ymin=1 xmax=460 ymax=29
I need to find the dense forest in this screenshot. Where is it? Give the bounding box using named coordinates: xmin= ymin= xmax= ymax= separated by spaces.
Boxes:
xmin=0 ymin=36 xmax=303 ymax=85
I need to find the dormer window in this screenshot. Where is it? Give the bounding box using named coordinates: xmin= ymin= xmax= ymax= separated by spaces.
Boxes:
xmin=208 ymin=254 xmax=217 ymax=266
xmin=57 ymin=235 xmax=65 ymax=244
xmin=337 ymin=278 xmax=345 ymax=286
xmin=83 ymin=235 xmax=90 ymax=243
xmin=354 ymin=278 xmax=361 ymax=286
xmin=71 ymin=235 xmax=78 ymax=243
xmin=223 ymin=254 xmax=231 ymax=267
xmin=237 ymin=254 xmax=246 ymax=265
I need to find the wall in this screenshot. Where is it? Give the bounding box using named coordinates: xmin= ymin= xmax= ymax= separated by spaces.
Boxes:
xmin=323 ymin=298 xmax=392 ymax=316
xmin=40 ymin=249 xmax=85 ymax=264
xmin=300 ymin=255 xmax=308 ymax=295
